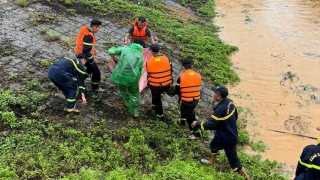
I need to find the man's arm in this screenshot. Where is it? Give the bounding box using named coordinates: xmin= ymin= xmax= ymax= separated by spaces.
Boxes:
xmin=175 ymin=77 xmax=181 ymax=96
xmin=167 ymin=57 xmax=173 ymax=82
xmin=146 ymin=28 xmax=155 ymax=44
xmin=124 ymin=26 xmax=134 ymax=45
xmin=75 ymin=63 xmax=87 ymax=94
xmin=192 ymin=104 xmax=233 ymax=130
xmin=83 ymin=35 xmax=94 ymax=62
xmin=196 ymin=107 xmax=225 ymax=131
xmin=295 ymin=147 xmax=309 ymax=177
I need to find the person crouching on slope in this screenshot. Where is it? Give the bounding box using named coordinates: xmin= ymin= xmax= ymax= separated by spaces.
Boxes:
xmin=48 ymin=54 xmax=88 ymax=112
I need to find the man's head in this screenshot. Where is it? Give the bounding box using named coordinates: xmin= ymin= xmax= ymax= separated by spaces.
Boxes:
xmin=137 ymin=17 xmax=146 ymax=29
xmin=90 ymin=19 xmax=102 ymax=33
xmin=76 ymin=54 xmax=87 ymax=65
xmin=181 ymin=59 xmax=192 ymax=71
xmin=211 ymin=86 xmax=228 ymax=102
xmin=133 ymin=37 xmax=145 ymax=47
xmin=149 ymin=44 xmax=160 ymax=55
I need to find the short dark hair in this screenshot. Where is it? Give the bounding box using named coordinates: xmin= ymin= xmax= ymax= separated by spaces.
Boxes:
xmin=138 ymin=17 xmax=146 ymax=23
xmin=181 ymin=59 xmax=192 ymax=69
xmin=76 ymin=53 xmax=86 ymax=60
xmin=133 ymin=37 xmax=145 ymax=47
xmin=90 ymin=19 xmax=102 ymax=27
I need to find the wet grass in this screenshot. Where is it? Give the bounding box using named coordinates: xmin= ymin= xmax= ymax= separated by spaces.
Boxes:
xmin=0 ymin=44 xmax=15 ymax=56
xmin=39 ymin=0 xmax=239 ymax=85
xmin=16 ymin=0 xmax=28 ymax=7
xmin=0 ymin=85 xmax=286 ymax=179
xmin=0 ymin=0 xmax=289 ymax=179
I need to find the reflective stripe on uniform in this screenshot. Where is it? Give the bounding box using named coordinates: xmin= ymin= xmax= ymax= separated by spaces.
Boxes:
xmin=83 ymin=42 xmax=93 ymax=46
xmin=67 ymin=99 xmax=76 ymax=102
xmin=299 ymin=159 xmax=320 ymax=170
xmin=233 ymin=167 xmax=238 ymax=172
xmin=79 ymin=86 xmax=86 ymax=90
xmin=65 ymin=58 xmax=88 ymax=75
xmin=227 ymin=102 xmax=234 ymax=114
xmin=91 ymin=81 xmax=100 ymax=85
xmin=211 ymin=108 xmax=235 ymax=121
xmin=200 ymin=122 xmax=205 ymax=131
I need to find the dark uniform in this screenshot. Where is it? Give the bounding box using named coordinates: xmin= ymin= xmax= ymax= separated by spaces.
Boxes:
xmin=48 ymin=58 xmax=87 ymax=108
xmin=295 ymin=143 xmax=320 ymax=180
xmin=176 ymin=69 xmax=202 ymax=137
xmin=195 ymin=98 xmax=243 ymax=172
xmin=75 ymin=26 xmax=101 ymax=90
xmin=146 ymin=45 xmax=173 ymax=121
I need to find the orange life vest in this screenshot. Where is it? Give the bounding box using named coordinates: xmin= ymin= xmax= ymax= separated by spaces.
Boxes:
xmin=130 ymin=19 xmax=147 ymax=43
xmin=74 ymin=26 xmax=96 ymax=56
xmin=147 ymin=56 xmax=172 ymax=87
xmin=179 ymin=69 xmax=202 ymax=102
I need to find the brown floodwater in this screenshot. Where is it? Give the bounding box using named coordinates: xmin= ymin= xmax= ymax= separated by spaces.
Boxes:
xmin=215 ymin=0 xmax=320 ymax=178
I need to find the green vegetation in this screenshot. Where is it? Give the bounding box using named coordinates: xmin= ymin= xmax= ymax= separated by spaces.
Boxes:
xmin=251 ymin=140 xmax=268 ymax=152
xmin=3 ymin=49 xmax=15 ymax=56
xmin=0 ymin=0 xmax=289 ymax=179
xmin=16 ymin=0 xmax=28 ymax=7
xmin=0 ymin=83 xmax=286 ymax=179
xmin=8 ymin=73 xmax=18 ymax=80
xmin=46 ymin=30 xmax=61 ymax=41
xmin=61 ymin=36 xmax=74 ymax=47
xmin=28 ymin=67 xmax=36 ymax=73
xmin=0 ymin=77 xmax=284 ymax=179
xmin=66 ymin=8 xmax=76 ymax=15
xmin=47 ymin=0 xmax=239 ymax=85
xmin=196 ymin=0 xmax=216 ymax=18
xmin=0 ymin=44 xmax=15 ymax=56
xmin=37 ymin=58 xmax=57 ymax=68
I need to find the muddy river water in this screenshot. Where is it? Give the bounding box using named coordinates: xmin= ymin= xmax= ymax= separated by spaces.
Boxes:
xmin=215 ymin=0 xmax=320 ymax=177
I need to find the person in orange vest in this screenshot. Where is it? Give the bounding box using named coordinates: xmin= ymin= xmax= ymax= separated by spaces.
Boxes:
xmin=146 ymin=44 xmax=173 ymax=121
xmin=175 ymin=59 xmax=202 ymax=139
xmin=74 ymin=19 xmax=104 ymax=92
xmin=123 ymin=17 xmax=155 ymax=47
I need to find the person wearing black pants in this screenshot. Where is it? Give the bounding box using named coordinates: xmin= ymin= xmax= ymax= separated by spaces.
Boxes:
xmin=175 ymin=59 xmax=202 ymax=139
xmin=48 ymin=55 xmax=88 ymax=112
xmin=191 ymin=86 xmax=250 ymax=180
xmin=146 ymin=44 xmax=173 ymax=121
xmin=180 ymin=100 xmax=199 ymax=136
xmin=149 ymin=86 xmax=170 ymax=120
xmin=84 ymin=60 xmax=101 ymax=90
xmin=74 ymin=19 xmax=104 ymax=91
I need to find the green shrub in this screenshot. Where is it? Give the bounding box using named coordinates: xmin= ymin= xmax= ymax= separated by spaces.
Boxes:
xmin=17 ymin=0 xmax=28 ymax=7
xmin=251 ymin=140 xmax=268 ymax=152
xmin=1 ymin=111 xmax=17 ymax=128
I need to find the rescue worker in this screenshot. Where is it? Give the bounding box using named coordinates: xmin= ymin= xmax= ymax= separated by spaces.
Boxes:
xmin=123 ymin=17 xmax=155 ymax=47
xmin=146 ymin=44 xmax=173 ymax=121
xmin=294 ymin=137 xmax=320 ymax=180
xmin=191 ymin=86 xmax=250 ymax=180
xmin=176 ymin=59 xmax=202 ymax=139
xmin=74 ymin=19 xmax=104 ymax=92
xmin=48 ymin=54 xmax=88 ymax=112
xmin=108 ymin=38 xmax=144 ymax=118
